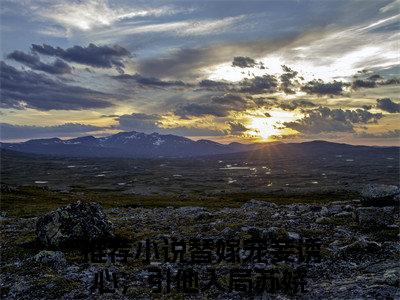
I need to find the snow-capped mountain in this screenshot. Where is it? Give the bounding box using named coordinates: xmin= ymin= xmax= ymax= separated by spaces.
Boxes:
xmin=0 ymin=131 xmax=262 ymax=158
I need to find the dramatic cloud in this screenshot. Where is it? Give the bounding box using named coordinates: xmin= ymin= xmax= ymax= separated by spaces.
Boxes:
xmin=198 ymin=79 xmax=235 ymax=91
xmin=31 ymin=43 xmax=131 ymax=71
xmin=211 ymin=93 xmax=246 ymax=107
xmin=301 ymin=80 xmax=347 ymax=95
xmin=232 ymin=56 xmax=256 ymax=68
xmin=0 ymin=61 xmax=113 ymax=110
xmin=351 ymin=74 xmax=400 ymax=89
xmin=240 ymin=75 xmax=278 ymax=94
xmin=354 ymin=129 xmax=400 ymax=139
xmin=279 ymin=65 xmax=299 ymax=94
xmin=137 ymin=48 xmax=215 ymax=80
xmin=352 ymin=79 xmax=377 ymax=89
xmin=285 ymin=107 xmax=383 ymax=134
xmin=113 ymin=73 xmax=188 ymax=87
xmin=0 ymin=122 xmax=104 ymax=140
xmin=7 ymin=50 xmax=72 ymax=74
xmin=228 ymin=121 xmax=250 ymax=135
xmin=174 ymin=93 xmax=249 ymax=118
xmin=114 ymin=113 xmax=224 ymax=136
xmin=376 ymin=98 xmax=400 ymax=113
xmin=136 ymin=38 xmax=297 ymax=80
xmin=278 ymin=100 xmax=316 ymax=111
xmin=0 ymin=1 xmax=399 ymax=145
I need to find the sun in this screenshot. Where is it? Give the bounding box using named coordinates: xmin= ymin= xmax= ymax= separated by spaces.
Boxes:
xmin=250 ymin=118 xmax=279 ymax=139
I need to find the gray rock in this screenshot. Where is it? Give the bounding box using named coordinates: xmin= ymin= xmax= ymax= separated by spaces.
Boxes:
xmin=288 ymin=231 xmax=300 ymax=241
xmin=355 ymin=206 xmax=395 ymax=228
xmin=327 ymin=205 xmax=344 ymax=216
xmin=361 ymin=184 xmax=400 ymax=206
xmin=383 ymin=269 xmax=400 ymax=287
xmin=316 ymin=216 xmax=329 ymax=224
xmin=36 ymin=201 xmax=113 ymax=247
xmin=34 ymin=250 xmax=66 ymax=268
xmin=262 ymin=226 xmax=288 ymax=240
xmin=241 ymin=226 xmax=263 ymax=238
xmin=176 ymin=206 xmax=205 ymax=216
xmin=333 ymin=211 xmax=353 ymax=218
xmin=338 ymin=237 xmax=381 ymax=256
xmin=221 ymin=227 xmax=237 ymax=239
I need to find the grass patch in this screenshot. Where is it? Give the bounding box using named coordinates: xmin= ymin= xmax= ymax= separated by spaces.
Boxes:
xmin=0 ymin=185 xmax=360 ymax=218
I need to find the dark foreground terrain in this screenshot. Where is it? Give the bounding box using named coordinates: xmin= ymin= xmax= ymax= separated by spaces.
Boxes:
xmin=0 ymin=145 xmax=399 ymax=299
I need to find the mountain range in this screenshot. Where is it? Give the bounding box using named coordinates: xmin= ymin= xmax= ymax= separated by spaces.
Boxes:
xmin=1 ymin=131 xmax=398 ymax=158
xmin=0 ymin=131 xmax=263 ymax=158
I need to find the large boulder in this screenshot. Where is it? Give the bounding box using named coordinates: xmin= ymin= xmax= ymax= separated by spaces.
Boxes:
xmin=361 ymin=184 xmax=400 ymax=207
xmin=34 ymin=250 xmax=66 ymax=269
xmin=36 ymin=202 xmax=113 ymax=247
xmin=355 ymin=206 xmax=395 ymax=228
xmin=338 ymin=237 xmax=381 ymax=257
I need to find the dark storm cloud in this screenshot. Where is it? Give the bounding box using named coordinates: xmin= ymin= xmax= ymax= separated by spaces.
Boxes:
xmin=284 ymin=107 xmax=383 ymax=134
xmin=354 ymin=129 xmax=400 ymax=139
xmin=352 ymin=79 xmax=377 ymax=89
xmin=7 ymin=50 xmax=72 ymax=75
xmin=0 ymin=61 xmax=113 ymax=110
xmin=114 ymin=113 xmax=225 ymax=136
xmin=228 ymin=121 xmax=250 ymax=135
xmin=232 ymin=56 xmax=256 ymax=68
xmin=31 ymin=43 xmax=131 ymax=70
xmin=198 ymin=79 xmax=235 ymax=91
xmin=351 ymin=73 xmax=399 ymax=89
xmin=278 ymin=100 xmax=316 ymax=111
xmin=376 ymin=98 xmax=400 ymax=113
xmin=240 ymin=75 xmax=278 ymax=94
xmin=175 ymin=93 xmax=250 ymax=118
xmin=301 ymin=79 xmax=347 ymax=95
xmin=112 ymin=73 xmax=189 ymax=87
xmin=211 ymin=93 xmax=246 ymax=106
xmin=0 ymin=122 xmax=104 ymax=140
xmin=253 ymin=98 xmax=276 ymax=108
xmin=279 ymin=65 xmax=299 ymax=94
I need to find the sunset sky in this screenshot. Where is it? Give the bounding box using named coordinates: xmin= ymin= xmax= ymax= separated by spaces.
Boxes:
xmin=1 ymin=0 xmax=399 ymax=145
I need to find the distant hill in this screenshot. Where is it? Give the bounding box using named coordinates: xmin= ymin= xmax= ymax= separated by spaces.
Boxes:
xmin=0 ymin=131 xmax=262 ymax=158
xmin=1 ymin=132 xmax=398 ymax=158
xmin=212 ymin=140 xmax=400 ymax=161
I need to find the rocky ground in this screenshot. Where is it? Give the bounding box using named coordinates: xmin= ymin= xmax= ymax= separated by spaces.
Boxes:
xmin=1 ymin=184 xmax=399 ymax=299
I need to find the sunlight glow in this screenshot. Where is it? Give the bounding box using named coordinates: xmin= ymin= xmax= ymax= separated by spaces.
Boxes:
xmin=249 ymin=109 xmax=300 ymax=140
xmin=251 ymin=118 xmax=279 ymax=139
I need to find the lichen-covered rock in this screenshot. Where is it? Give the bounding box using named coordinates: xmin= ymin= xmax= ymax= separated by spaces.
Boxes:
xmin=36 ymin=202 xmax=113 ymax=247
xmin=355 ymin=206 xmax=395 ymax=228
xmin=361 ymin=184 xmax=400 ymax=206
